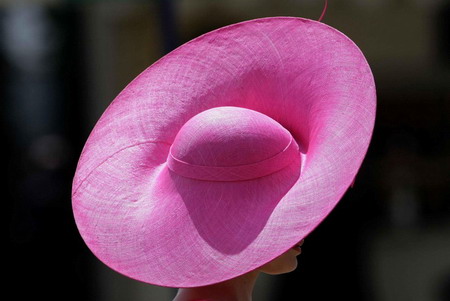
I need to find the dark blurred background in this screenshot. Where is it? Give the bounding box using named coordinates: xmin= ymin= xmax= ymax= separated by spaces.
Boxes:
xmin=3 ymin=0 xmax=449 ymax=300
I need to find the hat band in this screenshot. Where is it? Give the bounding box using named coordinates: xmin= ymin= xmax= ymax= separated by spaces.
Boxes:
xmin=167 ymin=137 xmax=300 ymax=182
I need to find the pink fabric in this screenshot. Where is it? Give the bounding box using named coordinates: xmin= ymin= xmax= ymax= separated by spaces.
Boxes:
xmin=167 ymin=107 xmax=300 ymax=181
xmin=72 ymin=17 xmax=376 ymax=288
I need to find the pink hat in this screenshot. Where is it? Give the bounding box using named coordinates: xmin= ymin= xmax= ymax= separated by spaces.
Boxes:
xmin=72 ymin=16 xmax=376 ymax=288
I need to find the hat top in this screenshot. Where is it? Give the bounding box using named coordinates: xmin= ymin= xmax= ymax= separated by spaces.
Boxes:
xmin=167 ymin=106 xmax=300 ymax=181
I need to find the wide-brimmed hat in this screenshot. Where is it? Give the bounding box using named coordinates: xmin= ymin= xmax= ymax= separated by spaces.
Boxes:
xmin=72 ymin=16 xmax=376 ymax=288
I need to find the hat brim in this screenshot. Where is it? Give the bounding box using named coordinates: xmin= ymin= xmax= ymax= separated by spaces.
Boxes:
xmin=72 ymin=16 xmax=376 ymax=287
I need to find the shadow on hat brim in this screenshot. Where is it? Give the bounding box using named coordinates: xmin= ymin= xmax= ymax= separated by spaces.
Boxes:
xmin=72 ymin=16 xmax=376 ymax=287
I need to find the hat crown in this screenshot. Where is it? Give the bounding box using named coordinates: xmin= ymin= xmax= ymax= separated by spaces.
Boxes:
xmin=170 ymin=106 xmax=292 ymax=168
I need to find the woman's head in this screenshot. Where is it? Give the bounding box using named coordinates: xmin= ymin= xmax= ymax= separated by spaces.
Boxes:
xmin=258 ymin=239 xmax=304 ymax=275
